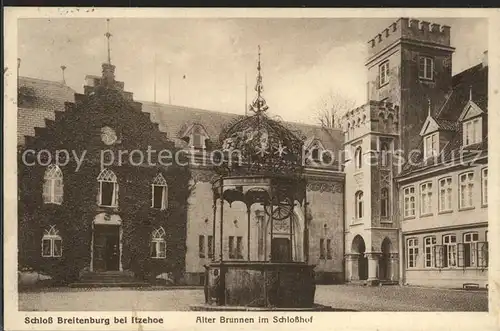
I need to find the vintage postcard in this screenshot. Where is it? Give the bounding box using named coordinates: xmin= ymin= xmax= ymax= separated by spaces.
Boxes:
xmin=3 ymin=7 xmax=500 ymax=331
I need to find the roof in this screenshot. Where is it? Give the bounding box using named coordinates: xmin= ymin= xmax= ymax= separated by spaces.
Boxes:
xmin=17 ymin=76 xmax=344 ymax=153
xmin=17 ymin=77 xmax=76 ymax=145
xmin=399 ymin=63 xmax=488 ymax=177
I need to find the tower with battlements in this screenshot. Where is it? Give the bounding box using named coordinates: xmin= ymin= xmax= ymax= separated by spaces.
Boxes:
xmin=343 ymin=18 xmax=455 ymax=285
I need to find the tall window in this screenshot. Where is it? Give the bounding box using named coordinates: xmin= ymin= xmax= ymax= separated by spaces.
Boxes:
xmin=443 ymin=234 xmax=457 ymax=267
xmin=198 ymin=235 xmax=205 ymax=258
xmin=43 ymin=165 xmax=64 ymax=204
xmin=463 ymin=118 xmax=482 ymax=146
xmin=355 ymin=146 xmax=363 ymax=169
xmin=207 ymin=235 xmax=214 ymax=259
xmin=151 ymin=173 xmax=168 ymax=210
xmin=459 ymin=172 xmax=474 ymax=209
xmin=482 ymin=168 xmax=488 ymax=206
xmin=379 ymin=61 xmax=390 ymax=87
xmin=42 ymin=225 xmax=62 ymax=257
xmin=424 ymin=236 xmax=436 ymax=268
xmin=419 ymin=56 xmax=434 ymax=80
xmin=151 ymin=227 xmax=166 ymax=259
xmin=355 ymin=191 xmax=364 ymax=220
xmin=439 ymin=177 xmax=453 ymax=212
xmin=424 ymin=133 xmax=438 ymax=158
xmin=461 ymin=232 xmax=479 ymax=267
xmin=326 ymin=239 xmax=333 ymax=260
xmin=97 ymin=168 xmax=118 ymax=207
xmin=319 ymin=238 xmax=325 ymax=259
xmin=403 ymin=186 xmax=416 ymax=218
xmin=380 ymin=142 xmax=390 ymax=167
xmin=380 ymin=188 xmax=389 ymax=218
xmin=420 ymin=182 xmax=433 ymax=215
xmin=407 ymin=238 xmax=418 ymax=268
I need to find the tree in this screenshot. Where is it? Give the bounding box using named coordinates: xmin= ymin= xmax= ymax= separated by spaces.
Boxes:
xmin=315 ymin=90 xmax=356 ymax=129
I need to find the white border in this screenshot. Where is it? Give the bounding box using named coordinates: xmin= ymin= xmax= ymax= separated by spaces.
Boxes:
xmin=4 ymin=7 xmax=500 ymax=331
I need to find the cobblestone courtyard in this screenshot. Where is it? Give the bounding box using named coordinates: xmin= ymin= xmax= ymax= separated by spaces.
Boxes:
xmin=19 ymin=285 xmax=488 ymax=311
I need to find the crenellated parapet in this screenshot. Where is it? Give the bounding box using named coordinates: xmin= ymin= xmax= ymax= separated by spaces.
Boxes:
xmin=342 ymin=100 xmax=399 ymax=142
xmin=367 ymin=18 xmax=451 ymax=59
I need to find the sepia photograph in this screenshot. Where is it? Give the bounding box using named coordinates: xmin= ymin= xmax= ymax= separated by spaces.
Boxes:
xmin=6 ymin=9 xmax=496 ymax=322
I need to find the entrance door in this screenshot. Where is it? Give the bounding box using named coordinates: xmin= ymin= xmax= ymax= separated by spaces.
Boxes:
xmin=271 ymin=238 xmax=291 ymax=262
xmin=93 ymin=225 xmax=120 ymax=271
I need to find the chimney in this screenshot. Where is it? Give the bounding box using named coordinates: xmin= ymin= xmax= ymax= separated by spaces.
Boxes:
xmin=482 ymin=50 xmax=488 ymax=68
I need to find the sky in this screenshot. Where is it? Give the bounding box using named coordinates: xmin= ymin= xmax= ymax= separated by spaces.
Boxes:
xmin=18 ymin=17 xmax=488 ymax=125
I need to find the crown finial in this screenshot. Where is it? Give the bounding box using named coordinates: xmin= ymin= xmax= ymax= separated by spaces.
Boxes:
xmin=427 ymin=98 xmax=431 ymax=117
xmin=469 ymin=85 xmax=473 ymax=101
xmin=249 ymin=45 xmax=269 ymax=114
xmin=105 ymin=19 xmax=112 ymax=64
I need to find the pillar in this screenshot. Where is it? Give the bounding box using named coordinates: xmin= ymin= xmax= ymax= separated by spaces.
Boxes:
xmin=366 ymin=252 xmax=380 ymax=286
xmin=389 ymin=253 xmax=399 ymax=282
xmin=345 ymin=254 xmax=360 ymax=281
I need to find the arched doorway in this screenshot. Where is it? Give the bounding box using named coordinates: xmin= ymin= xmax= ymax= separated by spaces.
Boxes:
xmin=379 ymin=237 xmax=392 ymax=280
xmin=91 ymin=213 xmax=122 ymax=272
xmin=351 ymin=235 xmax=368 ymax=280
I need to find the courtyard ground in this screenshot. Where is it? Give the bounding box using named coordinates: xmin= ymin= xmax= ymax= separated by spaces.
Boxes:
xmin=18 ymin=284 xmax=488 ymax=311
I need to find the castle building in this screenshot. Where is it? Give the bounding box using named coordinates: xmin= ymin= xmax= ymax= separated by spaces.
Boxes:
xmin=342 ymin=18 xmax=488 ymax=287
xmin=17 ymin=17 xmax=488 ymax=288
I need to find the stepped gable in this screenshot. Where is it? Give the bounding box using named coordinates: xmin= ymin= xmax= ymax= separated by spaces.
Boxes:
xmin=17 ymin=77 xmax=75 ymax=145
xmin=400 ymin=63 xmax=488 ymax=175
xmin=140 ymin=101 xmax=344 ymax=153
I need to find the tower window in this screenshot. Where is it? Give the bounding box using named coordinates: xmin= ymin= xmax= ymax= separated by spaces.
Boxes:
xmin=419 ymin=56 xmax=434 ymax=80
xmin=354 ymin=146 xmax=363 ymax=169
xmin=380 ymin=188 xmax=389 ymax=218
xmin=379 ymin=61 xmax=390 ymax=87
xmin=355 ymin=191 xmax=364 ymax=220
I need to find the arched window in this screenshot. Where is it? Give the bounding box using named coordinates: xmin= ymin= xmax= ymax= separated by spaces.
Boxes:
xmin=152 ymin=173 xmax=168 ymax=210
xmin=380 ymin=141 xmax=390 ymax=167
xmin=355 ymin=191 xmax=364 ymax=219
xmin=380 ymin=188 xmax=389 ymax=218
xmin=151 ymin=227 xmax=166 ymax=259
xmin=97 ymin=168 xmax=118 ymax=207
xmin=189 ymin=124 xmax=208 ymax=149
xmin=43 ymin=165 xmax=63 ymax=204
xmin=354 ymin=146 xmax=362 ymax=169
xmin=42 ymin=225 xmax=62 ymax=257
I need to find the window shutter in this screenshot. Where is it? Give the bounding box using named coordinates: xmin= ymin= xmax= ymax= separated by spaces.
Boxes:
xmin=477 ymin=242 xmax=488 ymax=268
xmin=151 ymin=185 xmax=154 ymax=208
xmin=97 ymin=182 xmax=102 ymax=205
xmin=114 ymin=183 xmax=119 ymax=207
xmin=471 ymin=243 xmax=477 ymax=267
xmin=43 ymin=180 xmax=51 ymax=203
xmin=54 ymin=179 xmax=64 ymax=204
xmin=457 ymin=243 xmax=465 ymax=267
xmin=163 ymin=185 xmax=168 ymax=210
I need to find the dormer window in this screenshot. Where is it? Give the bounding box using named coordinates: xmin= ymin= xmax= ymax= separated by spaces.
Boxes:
xmin=305 ymin=138 xmax=326 ymax=165
xmin=181 ymin=124 xmax=209 ymax=150
xmin=190 ymin=125 xmax=207 ymax=149
xmin=419 ymin=56 xmax=434 ymax=80
xmin=379 ymin=61 xmax=389 ymax=87
xmin=463 ymin=118 xmax=482 ymax=146
xmin=424 ymin=133 xmax=438 ymax=158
